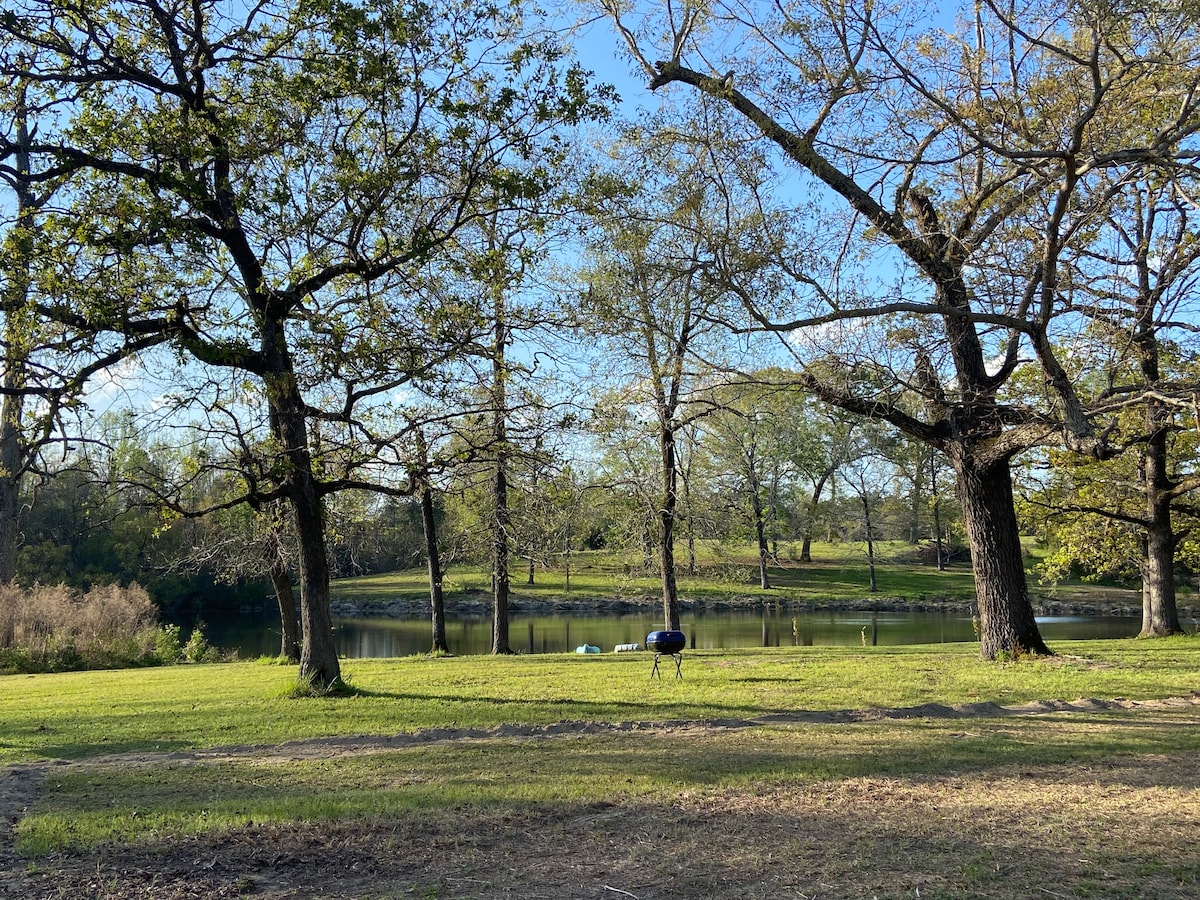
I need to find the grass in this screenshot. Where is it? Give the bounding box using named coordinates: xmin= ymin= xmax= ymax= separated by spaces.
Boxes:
xmin=330 ymin=540 xmax=1163 ymax=609
xmin=18 ymin=711 xmax=1198 ymax=855
xmin=3 ymin=639 xmax=1198 ymax=897
xmin=1 ymin=639 xmax=1198 ymax=767
xmin=4 ymin=538 xmax=1193 ymax=897
xmin=332 ymin=540 xmax=985 ymax=605
xmin=0 ymin=526 xmax=1191 ymax=895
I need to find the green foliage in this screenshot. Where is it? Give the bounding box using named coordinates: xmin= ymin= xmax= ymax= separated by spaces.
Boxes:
xmin=183 ymin=626 xmax=218 ymax=663
xmin=155 ymin=624 xmax=183 ymax=664
xmin=15 ymin=453 xmax=265 ymax=606
xmin=1036 ymin=514 xmax=1142 ymax=586
xmin=1 ymin=0 xmax=616 ymax=694
xmin=326 ymin=494 xmax=427 ymax=578
xmin=7 ymin=0 xmax=1200 ymax=671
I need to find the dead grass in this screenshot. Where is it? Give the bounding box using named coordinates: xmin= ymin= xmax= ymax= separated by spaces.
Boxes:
xmin=0 ymin=583 xmax=165 ymax=672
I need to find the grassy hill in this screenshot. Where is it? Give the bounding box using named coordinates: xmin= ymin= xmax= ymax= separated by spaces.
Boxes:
xmin=330 ymin=540 xmax=1160 ymax=616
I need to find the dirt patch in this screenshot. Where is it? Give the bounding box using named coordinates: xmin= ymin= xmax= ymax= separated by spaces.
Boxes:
xmin=3 ymin=695 xmax=1198 ymax=899
xmin=0 ymin=766 xmax=42 ymax=877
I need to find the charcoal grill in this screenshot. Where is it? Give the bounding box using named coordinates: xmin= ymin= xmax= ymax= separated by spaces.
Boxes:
xmin=647 ymin=629 xmax=686 ymax=679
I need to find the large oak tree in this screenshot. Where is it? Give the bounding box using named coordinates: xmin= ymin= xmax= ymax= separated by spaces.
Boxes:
xmin=600 ymin=0 xmax=1200 ymax=658
xmin=2 ymin=0 xmax=608 ymax=686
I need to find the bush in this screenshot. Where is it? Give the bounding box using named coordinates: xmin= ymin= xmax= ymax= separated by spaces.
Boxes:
xmin=183 ymin=625 xmax=221 ymax=663
xmin=0 ymin=582 xmax=219 ymax=673
xmin=155 ymin=623 xmax=184 ymax=664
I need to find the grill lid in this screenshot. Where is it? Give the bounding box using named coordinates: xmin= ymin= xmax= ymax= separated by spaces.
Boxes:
xmin=646 ymin=630 xmax=686 ymax=653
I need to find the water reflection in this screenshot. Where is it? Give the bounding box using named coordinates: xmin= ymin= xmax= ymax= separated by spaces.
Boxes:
xmin=207 ymin=607 xmax=1141 ymax=659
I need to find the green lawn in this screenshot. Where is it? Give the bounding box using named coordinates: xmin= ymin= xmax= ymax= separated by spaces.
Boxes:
xmin=330 ymin=540 xmax=1174 ymax=613
xmin=3 ymin=639 xmax=1198 ymax=897
xmin=332 ymin=541 xmax=1027 ymax=606
xmin=3 ymin=638 xmax=1198 ymax=767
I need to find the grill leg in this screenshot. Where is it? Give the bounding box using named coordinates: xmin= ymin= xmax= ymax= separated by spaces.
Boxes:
xmin=650 ymin=652 xmax=684 ymax=679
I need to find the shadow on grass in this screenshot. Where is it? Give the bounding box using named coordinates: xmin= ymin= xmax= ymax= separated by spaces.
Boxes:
xmin=19 ymin=709 xmax=1200 ymax=860
xmin=19 ymin=739 xmax=195 ymax=761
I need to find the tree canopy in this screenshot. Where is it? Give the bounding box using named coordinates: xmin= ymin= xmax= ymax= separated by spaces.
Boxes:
xmin=2 ymin=0 xmax=1200 ymax=665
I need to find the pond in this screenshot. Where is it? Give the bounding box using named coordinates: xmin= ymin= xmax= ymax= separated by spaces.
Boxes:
xmin=206 ymin=606 xmax=1142 ymax=659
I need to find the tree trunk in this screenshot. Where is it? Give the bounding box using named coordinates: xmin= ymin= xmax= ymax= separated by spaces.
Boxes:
xmin=658 ymin=423 xmax=681 ymax=631
xmin=754 ymin=511 xmax=771 ymax=590
xmin=768 ymin=465 xmax=781 ymax=562
xmin=909 ymin=463 xmax=923 ymax=545
xmin=266 ymin=553 xmax=301 ymax=663
xmin=263 ymin=325 xmax=341 ymax=689
xmin=419 ymin=479 xmax=449 ymax=654
xmin=0 ymin=393 xmax=24 ymax=584
xmin=751 ymin=477 xmax=771 ymax=590
xmin=1140 ymin=405 xmax=1183 ymax=636
xmin=801 ymin=471 xmax=832 ymax=564
xmin=861 ymin=491 xmax=877 ymax=593
xmin=414 ymin=430 xmax=449 ymax=654
xmin=1142 ymin=518 xmax=1182 ymax=637
xmin=491 ymin=461 xmax=511 ymax=654
xmin=490 ymin=284 xmax=512 ymax=655
xmin=291 ymin=466 xmax=340 ymax=686
xmin=1135 ymin=316 xmax=1184 ymax=635
xmin=931 ymin=458 xmax=946 ymax=571
xmin=953 ymin=452 xmax=1049 ymax=658
xmin=0 ymin=84 xmax=34 ymax=584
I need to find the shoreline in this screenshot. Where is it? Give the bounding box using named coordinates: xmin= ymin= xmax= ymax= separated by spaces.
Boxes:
xmin=330 ymin=590 xmax=1189 ymax=621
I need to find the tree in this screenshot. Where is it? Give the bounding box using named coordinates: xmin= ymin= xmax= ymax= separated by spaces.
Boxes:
xmin=1077 ymin=180 xmax=1200 ymax=636
xmin=168 ymin=493 xmax=304 ymax=663
xmin=580 ymin=123 xmax=754 ymax=630
xmin=506 ymin=440 xmax=575 ymax=588
xmin=487 ymin=236 xmax=515 ymax=655
xmin=440 ymin=206 xmax=587 ymax=653
xmin=925 ymin=444 xmax=956 ymax=571
xmin=4 ymin=0 xmax=608 ymax=686
xmin=600 ymin=0 xmax=1200 ymax=658
xmin=0 ymin=77 xmax=40 ymax=584
xmin=1 ymin=76 xmax=169 ymax=584
xmin=696 ymin=380 xmax=805 ymax=589
xmin=1024 ymin=172 xmax=1200 ymax=636
xmin=836 ymin=425 xmax=905 ymax=594
xmin=533 ymin=468 xmax=606 ymax=594
xmin=769 ymin=396 xmax=859 ymax=564
xmin=10 ymin=415 xmax=265 ymax=620
xmin=587 ymin=394 xmax=662 ymax=572
xmin=412 ymin=430 xmax=449 ymax=655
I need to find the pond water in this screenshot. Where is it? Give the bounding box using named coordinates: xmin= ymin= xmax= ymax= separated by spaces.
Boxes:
xmin=206 ymin=606 xmax=1142 ymax=659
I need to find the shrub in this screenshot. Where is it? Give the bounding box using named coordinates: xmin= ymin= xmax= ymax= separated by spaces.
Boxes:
xmin=183 ymin=625 xmax=220 ymax=663
xmin=155 ymin=623 xmax=184 ymax=664
xmin=0 ymin=582 xmax=217 ymax=673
